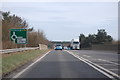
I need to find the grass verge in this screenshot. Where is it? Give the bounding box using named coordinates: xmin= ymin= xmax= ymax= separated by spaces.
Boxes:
xmin=2 ymin=49 xmax=50 ymax=75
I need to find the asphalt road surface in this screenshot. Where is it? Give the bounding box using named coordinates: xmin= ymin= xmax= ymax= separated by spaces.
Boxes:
xmin=14 ymin=50 xmax=118 ymax=79
xmin=70 ymin=50 xmax=119 ymax=75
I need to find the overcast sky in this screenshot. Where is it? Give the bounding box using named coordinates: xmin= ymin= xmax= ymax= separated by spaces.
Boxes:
xmin=2 ymin=1 xmax=118 ymax=41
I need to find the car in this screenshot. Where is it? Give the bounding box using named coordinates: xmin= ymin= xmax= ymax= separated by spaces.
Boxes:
xmin=64 ymin=47 xmax=68 ymax=50
xmin=67 ymin=47 xmax=71 ymax=50
xmin=54 ymin=45 xmax=62 ymax=50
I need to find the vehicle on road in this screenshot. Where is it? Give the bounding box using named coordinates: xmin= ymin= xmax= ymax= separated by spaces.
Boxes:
xmin=54 ymin=44 xmax=62 ymax=50
xmin=70 ymin=38 xmax=80 ymax=50
xmin=63 ymin=46 xmax=68 ymax=50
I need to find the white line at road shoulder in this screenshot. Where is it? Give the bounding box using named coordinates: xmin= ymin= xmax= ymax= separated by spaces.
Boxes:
xmin=13 ymin=50 xmax=51 ymax=78
xmin=65 ymin=50 xmax=120 ymax=79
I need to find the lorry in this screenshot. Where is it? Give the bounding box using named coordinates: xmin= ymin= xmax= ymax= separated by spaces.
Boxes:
xmin=70 ymin=38 xmax=80 ymax=50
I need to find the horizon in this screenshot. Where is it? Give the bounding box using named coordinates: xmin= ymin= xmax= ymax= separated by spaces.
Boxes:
xmin=2 ymin=2 xmax=118 ymax=41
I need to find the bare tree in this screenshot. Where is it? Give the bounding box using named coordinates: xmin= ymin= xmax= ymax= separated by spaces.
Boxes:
xmin=2 ymin=11 xmax=50 ymax=49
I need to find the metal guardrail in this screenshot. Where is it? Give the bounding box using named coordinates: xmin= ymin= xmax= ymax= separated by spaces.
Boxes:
xmin=0 ymin=47 xmax=39 ymax=54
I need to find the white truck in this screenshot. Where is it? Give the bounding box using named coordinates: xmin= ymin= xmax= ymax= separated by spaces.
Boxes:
xmin=70 ymin=38 xmax=80 ymax=50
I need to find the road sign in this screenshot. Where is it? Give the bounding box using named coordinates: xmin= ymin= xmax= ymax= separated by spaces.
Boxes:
xmin=10 ymin=29 xmax=27 ymax=44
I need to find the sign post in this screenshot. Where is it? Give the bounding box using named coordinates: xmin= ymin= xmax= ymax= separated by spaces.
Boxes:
xmin=10 ymin=29 xmax=27 ymax=44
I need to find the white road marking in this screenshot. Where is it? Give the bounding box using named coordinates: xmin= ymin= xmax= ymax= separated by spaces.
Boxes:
xmin=98 ymin=59 xmax=119 ymax=65
xmin=65 ymin=50 xmax=120 ymax=79
xmin=83 ymin=55 xmax=91 ymax=58
xmin=109 ymin=69 xmax=119 ymax=71
xmin=13 ymin=50 xmax=51 ymax=78
xmin=85 ymin=58 xmax=98 ymax=61
xmin=98 ymin=64 xmax=115 ymax=65
xmin=82 ymin=55 xmax=119 ymax=66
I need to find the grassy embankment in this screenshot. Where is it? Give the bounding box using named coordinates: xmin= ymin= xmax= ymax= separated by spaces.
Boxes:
xmin=2 ymin=49 xmax=50 ymax=75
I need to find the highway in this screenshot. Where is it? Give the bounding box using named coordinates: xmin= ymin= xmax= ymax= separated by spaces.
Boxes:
xmin=13 ymin=50 xmax=119 ymax=79
xmin=67 ymin=50 xmax=120 ymax=79
xmin=70 ymin=50 xmax=119 ymax=75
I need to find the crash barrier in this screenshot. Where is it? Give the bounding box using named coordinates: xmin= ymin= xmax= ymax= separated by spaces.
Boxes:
xmin=39 ymin=44 xmax=48 ymax=50
xmin=0 ymin=47 xmax=39 ymax=54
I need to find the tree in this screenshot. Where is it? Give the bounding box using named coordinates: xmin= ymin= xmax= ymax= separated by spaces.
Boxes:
xmin=79 ymin=29 xmax=113 ymax=49
xmin=96 ymin=29 xmax=106 ymax=44
xmin=96 ymin=29 xmax=113 ymax=44
xmin=2 ymin=12 xmax=29 ymax=49
xmin=106 ymin=35 xmax=113 ymax=42
xmin=79 ymin=34 xmax=85 ymax=48
xmin=2 ymin=11 xmax=50 ymax=49
xmin=88 ymin=34 xmax=96 ymax=43
xmin=79 ymin=34 xmax=85 ymax=43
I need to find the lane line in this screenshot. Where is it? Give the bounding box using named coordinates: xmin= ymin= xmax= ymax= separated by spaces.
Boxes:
xmin=83 ymin=55 xmax=91 ymax=57
xmin=109 ymin=69 xmax=119 ymax=71
xmin=81 ymin=55 xmax=119 ymax=65
xmin=13 ymin=50 xmax=51 ymax=78
xmin=98 ymin=59 xmax=120 ymax=65
xmin=98 ymin=64 xmax=116 ymax=66
xmin=80 ymin=57 xmax=120 ymax=79
xmin=65 ymin=50 xmax=120 ymax=79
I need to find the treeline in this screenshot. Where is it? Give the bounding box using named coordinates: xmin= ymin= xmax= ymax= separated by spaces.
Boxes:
xmin=79 ymin=29 xmax=113 ymax=48
xmin=2 ymin=11 xmax=51 ymax=49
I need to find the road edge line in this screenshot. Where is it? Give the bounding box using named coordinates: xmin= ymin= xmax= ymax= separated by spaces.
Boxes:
xmin=65 ymin=50 xmax=117 ymax=79
xmin=13 ymin=50 xmax=51 ymax=78
xmin=83 ymin=57 xmax=120 ymax=78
